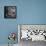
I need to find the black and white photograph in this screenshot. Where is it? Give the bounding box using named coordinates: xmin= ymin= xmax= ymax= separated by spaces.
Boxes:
xmin=4 ymin=6 xmax=17 ymax=18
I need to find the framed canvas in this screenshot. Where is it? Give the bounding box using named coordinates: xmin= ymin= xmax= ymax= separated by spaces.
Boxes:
xmin=4 ymin=6 xmax=17 ymax=19
xmin=18 ymin=24 xmax=46 ymax=41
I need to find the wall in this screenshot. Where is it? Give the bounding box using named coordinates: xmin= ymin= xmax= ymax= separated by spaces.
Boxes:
xmin=0 ymin=0 xmax=46 ymax=44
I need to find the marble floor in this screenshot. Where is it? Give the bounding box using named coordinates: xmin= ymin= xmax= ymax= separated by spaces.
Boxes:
xmin=19 ymin=39 xmax=46 ymax=46
xmin=0 ymin=40 xmax=46 ymax=46
xmin=0 ymin=44 xmax=18 ymax=46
